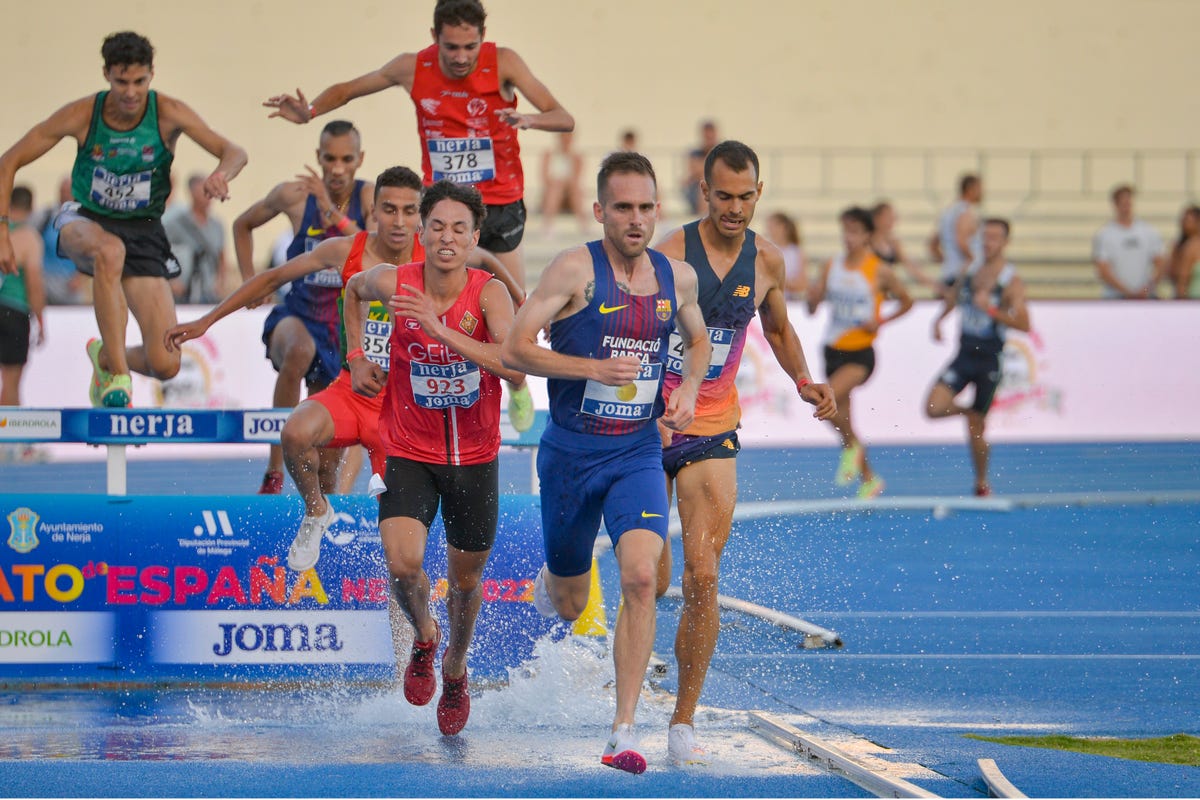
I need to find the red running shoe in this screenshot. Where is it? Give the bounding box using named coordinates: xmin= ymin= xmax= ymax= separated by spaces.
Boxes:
xmin=258 ymin=470 xmax=284 ymax=495
xmin=403 ymin=620 xmax=441 ymax=706
xmin=975 ymin=484 xmax=992 ymax=497
xmin=437 ymin=667 xmax=470 ymax=735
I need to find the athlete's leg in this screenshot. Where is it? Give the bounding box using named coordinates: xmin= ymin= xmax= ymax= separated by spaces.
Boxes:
xmin=925 ymin=381 xmax=965 ymax=419
xmin=315 ymin=443 xmax=344 ymax=495
xmin=335 ymin=445 xmax=367 ymax=493
xmin=58 ymin=219 xmax=130 ymax=375
xmin=654 ymin=472 xmax=676 ymax=598
xmin=827 ymin=364 xmax=876 ymax=479
xmin=670 ymin=458 xmax=737 ymax=727
xmin=0 ymin=364 xmax=22 ymax=405
xmin=122 ymin=275 xmax=181 ymax=380
xmin=266 ymin=316 xmax=317 ymax=475
xmin=611 ymin=528 xmax=664 ymax=729
xmin=280 ymin=399 xmax=335 ymax=517
xmin=442 ymin=544 xmax=491 ymax=680
xmin=381 ymin=516 xmax=438 ymax=644
xmin=966 ymin=410 xmax=990 ymax=493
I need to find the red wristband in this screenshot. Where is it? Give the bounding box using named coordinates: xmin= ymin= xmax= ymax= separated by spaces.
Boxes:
xmin=986 ymin=305 xmax=1000 ymax=319
xmin=333 ymin=214 xmax=352 ymax=234
xmin=346 ymin=347 xmax=365 ymax=363
xmin=796 ymin=377 xmax=811 ymax=394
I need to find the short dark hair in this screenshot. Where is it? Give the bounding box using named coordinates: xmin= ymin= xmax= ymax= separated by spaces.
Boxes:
xmin=597 ymin=151 xmax=657 ymax=204
xmin=704 ymin=140 xmax=759 ymax=184
xmin=320 ymin=120 xmax=361 ymax=147
xmin=959 ymin=173 xmax=981 ymax=196
xmin=375 ymin=166 xmax=423 ymax=199
xmin=871 ymin=201 xmax=893 ymax=218
xmin=101 ymin=32 xmax=154 ymax=71
xmin=434 ymin=0 xmax=486 ymax=35
xmin=10 ymin=186 xmax=33 ymax=212
xmin=420 ymin=179 xmax=487 ymax=230
xmin=984 ymin=217 xmax=1011 ymax=238
xmin=1111 ymin=184 xmax=1134 ymax=203
xmin=839 ymin=206 xmax=875 ymax=234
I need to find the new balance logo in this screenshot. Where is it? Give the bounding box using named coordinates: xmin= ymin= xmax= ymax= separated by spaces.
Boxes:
xmin=732 ymin=285 xmax=751 ymax=298
xmin=598 ymin=302 xmax=629 ymax=315
xmin=194 ymin=510 xmax=234 ymax=538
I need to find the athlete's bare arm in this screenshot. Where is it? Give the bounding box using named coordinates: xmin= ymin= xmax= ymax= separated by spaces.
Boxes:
xmin=494 ymin=48 xmax=574 ymax=133
xmin=876 ymin=263 xmax=915 ymax=328
xmin=231 ymin=182 xmax=309 ymax=281
xmin=0 ymin=98 xmax=93 ymax=273
xmin=660 ymin=258 xmax=709 ymax=432
xmin=265 ymin=53 xmax=418 ymax=125
xmin=994 ymin=274 xmax=1031 ymax=333
xmin=954 ymin=208 xmax=978 ymax=263
xmin=805 ymin=259 xmax=833 ymax=314
xmin=342 ymin=263 xmax=397 ymax=398
xmin=157 ymin=94 xmax=246 ymax=201
xmin=165 ymin=236 xmax=354 ymax=352
xmin=10 ymin=225 xmax=46 ymax=344
xmin=756 ymin=241 xmax=836 ymax=420
xmin=500 ymin=246 xmax=640 ymax=384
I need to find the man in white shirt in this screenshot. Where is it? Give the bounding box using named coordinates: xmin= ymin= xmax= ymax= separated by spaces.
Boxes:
xmin=1092 ymin=184 xmax=1167 ymax=299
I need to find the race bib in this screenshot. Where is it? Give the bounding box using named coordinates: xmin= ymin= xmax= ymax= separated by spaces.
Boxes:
xmin=428 ymin=137 xmax=496 ymax=184
xmin=580 ymin=362 xmax=662 ymax=421
xmin=665 ymin=327 xmax=734 ymax=380
xmin=410 ymin=360 xmax=481 ymax=410
xmin=89 ymin=166 xmax=151 ymax=212
xmin=361 ymin=318 xmax=392 ymax=370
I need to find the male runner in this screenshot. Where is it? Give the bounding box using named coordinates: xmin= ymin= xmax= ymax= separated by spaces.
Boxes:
xmin=808 ymin=206 xmax=912 ymax=500
xmin=501 ymin=151 xmax=711 ymax=774
xmin=264 ymin=0 xmax=571 ymax=432
xmin=343 ymin=180 xmax=523 ymax=736
xmin=0 ymin=187 xmax=46 ymax=415
xmin=925 ymin=218 xmax=1030 ymax=497
xmin=651 ymin=140 xmax=836 ymax=766
xmin=0 ymin=31 xmax=246 ymax=407
xmin=230 ymin=120 xmax=373 ymax=494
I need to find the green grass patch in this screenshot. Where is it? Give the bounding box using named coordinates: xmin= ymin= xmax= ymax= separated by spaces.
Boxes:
xmin=964 ymin=733 xmax=1200 ymax=766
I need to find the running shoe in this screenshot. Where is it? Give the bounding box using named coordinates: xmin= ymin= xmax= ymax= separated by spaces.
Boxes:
xmin=601 ymin=723 xmax=646 ymax=774
xmin=974 ymin=483 xmax=992 ymax=497
xmin=437 ymin=666 xmax=470 ymax=735
xmin=667 ymin=723 xmax=707 ymax=767
xmin=532 ymin=564 xmax=557 ymax=618
xmin=508 ymin=381 xmax=535 ymax=433
xmin=86 ymin=338 xmax=120 ymax=407
xmin=99 ymin=374 xmax=132 ymax=408
xmin=258 ymin=470 xmax=284 ymax=495
xmin=286 ymin=497 xmax=335 ymax=572
xmin=858 ymin=475 xmax=885 ymax=500
xmin=403 ymin=619 xmax=441 ymax=706
xmin=835 ymin=444 xmax=862 ymax=486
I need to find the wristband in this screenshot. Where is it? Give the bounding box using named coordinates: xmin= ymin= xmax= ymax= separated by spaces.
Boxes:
xmin=307 ymin=102 xmax=316 ymax=121
xmin=796 ymin=377 xmax=811 ymax=394
xmin=346 ymin=347 xmax=365 ymax=363
xmin=334 ymin=214 xmax=353 ymax=233
xmin=986 ymin=305 xmax=1000 ymax=319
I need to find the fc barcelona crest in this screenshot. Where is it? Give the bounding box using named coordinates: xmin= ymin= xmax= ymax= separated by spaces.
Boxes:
xmin=655 ymin=298 xmax=672 ymax=321
xmin=7 ymin=507 xmax=39 ymax=554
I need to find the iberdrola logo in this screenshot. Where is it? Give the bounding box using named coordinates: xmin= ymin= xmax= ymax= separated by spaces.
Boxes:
xmin=7 ymin=507 xmax=40 ymax=554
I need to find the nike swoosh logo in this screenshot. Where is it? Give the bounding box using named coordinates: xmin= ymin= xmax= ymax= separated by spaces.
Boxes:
xmin=306 ymin=225 xmax=325 ymax=236
xmin=598 ymin=302 xmax=629 ymax=315
xmin=641 ymin=511 xmax=663 ymax=519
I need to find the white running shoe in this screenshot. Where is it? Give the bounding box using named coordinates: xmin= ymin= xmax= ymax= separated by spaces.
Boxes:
xmin=287 ymin=498 xmax=335 ymax=572
xmin=601 ymin=723 xmax=646 ymax=774
xmin=667 ymin=723 xmax=708 ymax=767
xmin=532 ymin=564 xmax=557 ymax=618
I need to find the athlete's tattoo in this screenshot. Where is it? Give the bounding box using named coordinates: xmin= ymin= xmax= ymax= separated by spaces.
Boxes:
xmin=584 ymin=280 xmax=595 ymax=303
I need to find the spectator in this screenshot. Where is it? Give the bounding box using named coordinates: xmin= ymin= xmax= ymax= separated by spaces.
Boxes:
xmin=539 ymin=131 xmax=588 ymax=234
xmin=1092 ymin=184 xmax=1167 ymax=299
xmin=0 ymin=186 xmax=46 ymax=461
xmin=617 ymin=128 xmax=639 ymax=153
xmin=163 ymin=173 xmax=227 ymax=304
xmin=928 ymin=173 xmax=983 ymax=288
xmin=1170 ymin=204 xmax=1200 ymax=299
xmin=682 ymin=119 xmax=719 ymax=216
xmin=872 ymin=201 xmax=940 ymax=295
xmin=38 ymin=177 xmax=85 ymax=304
xmin=764 ymin=211 xmax=806 ymax=299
